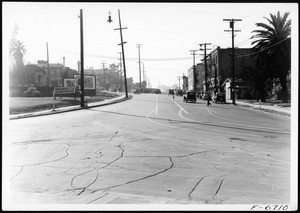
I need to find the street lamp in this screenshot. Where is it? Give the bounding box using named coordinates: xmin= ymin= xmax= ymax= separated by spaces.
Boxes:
xmin=108 ymin=10 xmax=129 ymax=99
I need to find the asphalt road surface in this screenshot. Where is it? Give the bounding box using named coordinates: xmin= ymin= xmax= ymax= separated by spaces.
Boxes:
xmin=5 ymin=94 xmax=292 ymax=209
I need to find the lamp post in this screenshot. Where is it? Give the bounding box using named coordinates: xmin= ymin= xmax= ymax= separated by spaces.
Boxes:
xmin=108 ymin=10 xmax=128 ymax=99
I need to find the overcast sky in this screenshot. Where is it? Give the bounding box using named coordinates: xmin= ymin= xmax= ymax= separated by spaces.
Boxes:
xmin=3 ymin=2 xmax=298 ymax=88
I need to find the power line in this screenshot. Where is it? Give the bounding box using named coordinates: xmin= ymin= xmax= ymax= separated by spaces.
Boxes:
xmin=236 ymin=37 xmax=288 ymax=58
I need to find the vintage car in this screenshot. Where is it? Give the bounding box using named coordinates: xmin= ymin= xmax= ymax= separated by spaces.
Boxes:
xmin=23 ymin=87 xmax=41 ymax=97
xmin=133 ymin=89 xmax=140 ymax=94
xmin=214 ymin=92 xmax=226 ymax=103
xmin=183 ymin=91 xmax=196 ymax=103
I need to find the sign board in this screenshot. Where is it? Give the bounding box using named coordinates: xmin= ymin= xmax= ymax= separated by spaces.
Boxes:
xmin=64 ymin=78 xmax=77 ymax=88
xmin=54 ymin=87 xmax=75 ymax=94
xmin=74 ymin=75 xmax=96 ymax=90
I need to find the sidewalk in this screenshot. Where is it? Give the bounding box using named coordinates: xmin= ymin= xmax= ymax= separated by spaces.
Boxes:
xmin=9 ymin=95 xmax=132 ymax=120
xmin=234 ymin=99 xmax=291 ymax=117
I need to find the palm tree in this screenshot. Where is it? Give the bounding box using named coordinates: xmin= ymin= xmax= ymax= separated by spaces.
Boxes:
xmin=10 ymin=40 xmax=26 ymax=71
xmin=251 ymin=11 xmax=291 ymax=103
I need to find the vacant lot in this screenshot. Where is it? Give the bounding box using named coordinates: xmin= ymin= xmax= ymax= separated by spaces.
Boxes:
xmin=9 ymin=92 xmax=120 ymax=115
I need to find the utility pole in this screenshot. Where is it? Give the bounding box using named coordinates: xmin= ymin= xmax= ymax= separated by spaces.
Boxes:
xmin=113 ymin=9 xmax=128 ymax=98
xmin=143 ymin=63 xmax=145 ymax=82
xmin=101 ymin=61 xmax=106 ymax=90
xmin=46 ymin=42 xmax=50 ymax=86
xmin=224 ymin=18 xmax=242 ymax=105
xmin=136 ymin=44 xmax=142 ymax=91
xmin=189 ymin=50 xmax=198 ymax=91
xmin=199 ymin=43 xmax=212 ymax=92
xmin=79 ymin=9 xmax=85 ymax=108
xmin=118 ymin=52 xmax=123 ymax=92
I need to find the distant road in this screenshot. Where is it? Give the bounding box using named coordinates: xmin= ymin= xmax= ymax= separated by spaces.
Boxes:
xmin=6 ymin=93 xmax=291 ymax=207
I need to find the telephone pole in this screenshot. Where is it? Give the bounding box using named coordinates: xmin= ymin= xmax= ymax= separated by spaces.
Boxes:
xmin=199 ymin=43 xmax=212 ymax=92
xmin=113 ymin=9 xmax=128 ymax=98
xmin=189 ymin=50 xmax=198 ymax=91
xmin=223 ymin=18 xmax=242 ymax=105
xmin=46 ymin=42 xmax=50 ymax=86
xmin=79 ymin=9 xmax=85 ymax=107
xmin=101 ymin=61 xmax=106 ymax=90
xmin=143 ymin=63 xmax=145 ymax=82
xmin=118 ymin=52 xmax=123 ymax=92
xmin=136 ymin=44 xmax=142 ymax=91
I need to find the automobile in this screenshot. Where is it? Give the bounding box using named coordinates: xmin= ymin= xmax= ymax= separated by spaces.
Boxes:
xmin=214 ymin=92 xmax=226 ymax=103
xmin=151 ymin=89 xmax=162 ymax=94
xmin=23 ymin=87 xmax=41 ymax=97
xmin=183 ymin=90 xmax=196 ymax=103
xmin=176 ymin=89 xmax=183 ymax=96
xmin=133 ymin=89 xmax=140 ymax=94
xmin=168 ymin=89 xmax=174 ymax=95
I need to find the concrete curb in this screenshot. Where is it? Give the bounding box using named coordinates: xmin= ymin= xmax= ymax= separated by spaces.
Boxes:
xmin=235 ymin=102 xmax=291 ymax=118
xmin=9 ymin=95 xmax=133 ymax=120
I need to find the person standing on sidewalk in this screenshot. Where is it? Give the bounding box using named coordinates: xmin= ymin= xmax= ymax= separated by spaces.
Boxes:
xmin=207 ymin=93 xmax=212 ymax=106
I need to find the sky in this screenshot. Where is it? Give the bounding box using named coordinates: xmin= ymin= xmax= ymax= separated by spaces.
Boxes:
xmin=3 ymin=2 xmax=298 ymax=88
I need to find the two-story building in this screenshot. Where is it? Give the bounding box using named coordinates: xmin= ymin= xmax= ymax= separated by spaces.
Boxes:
xmin=187 ymin=63 xmax=204 ymax=93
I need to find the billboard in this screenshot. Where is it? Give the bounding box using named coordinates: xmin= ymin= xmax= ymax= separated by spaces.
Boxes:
xmin=64 ymin=79 xmax=77 ymax=88
xmin=74 ymin=75 xmax=96 ymax=90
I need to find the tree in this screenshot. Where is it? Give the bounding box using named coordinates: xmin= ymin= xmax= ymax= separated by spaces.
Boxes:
xmin=9 ymin=24 xmax=26 ymax=72
xmin=241 ymin=57 xmax=269 ymax=102
xmin=251 ymin=11 xmax=291 ymax=102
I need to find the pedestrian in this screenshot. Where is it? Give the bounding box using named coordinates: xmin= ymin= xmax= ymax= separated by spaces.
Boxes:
xmin=207 ymin=93 xmax=211 ymax=106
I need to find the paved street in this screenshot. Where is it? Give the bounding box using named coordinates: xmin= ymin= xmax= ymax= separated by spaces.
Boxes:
xmin=5 ymin=94 xmax=291 ymax=208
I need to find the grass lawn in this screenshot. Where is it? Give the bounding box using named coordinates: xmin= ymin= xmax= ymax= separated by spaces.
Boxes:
xmin=9 ymin=92 xmax=120 ymax=115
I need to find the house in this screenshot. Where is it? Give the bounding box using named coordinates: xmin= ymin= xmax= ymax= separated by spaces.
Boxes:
xmin=15 ymin=64 xmax=47 ymax=87
xmin=221 ymin=78 xmax=250 ymax=100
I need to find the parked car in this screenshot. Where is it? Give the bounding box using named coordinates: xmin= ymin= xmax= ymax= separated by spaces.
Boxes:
xmin=23 ymin=87 xmax=41 ymax=97
xmin=176 ymin=89 xmax=183 ymax=96
xmin=214 ymin=92 xmax=226 ymax=103
xmin=151 ymin=89 xmax=162 ymax=94
xmin=183 ymin=90 xmax=196 ymax=103
xmin=168 ymin=89 xmax=174 ymax=95
xmin=133 ymin=89 xmax=140 ymax=94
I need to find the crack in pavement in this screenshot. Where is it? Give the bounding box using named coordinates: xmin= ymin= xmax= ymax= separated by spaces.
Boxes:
xmin=70 ymin=143 xmax=125 ymax=195
xmin=174 ymin=150 xmax=215 ymax=158
xmin=91 ymin=156 xmax=174 ymax=194
xmin=87 ymin=150 xmax=213 ymax=194
xmin=109 ymin=131 xmax=119 ymax=141
xmin=12 ymin=144 xmax=71 ymax=167
xmin=188 ymin=176 xmax=207 ymax=200
xmin=10 ymin=166 xmax=24 ymax=181
xmin=212 ymin=179 xmax=225 ymax=200
xmin=87 ymin=192 xmax=109 ymax=204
